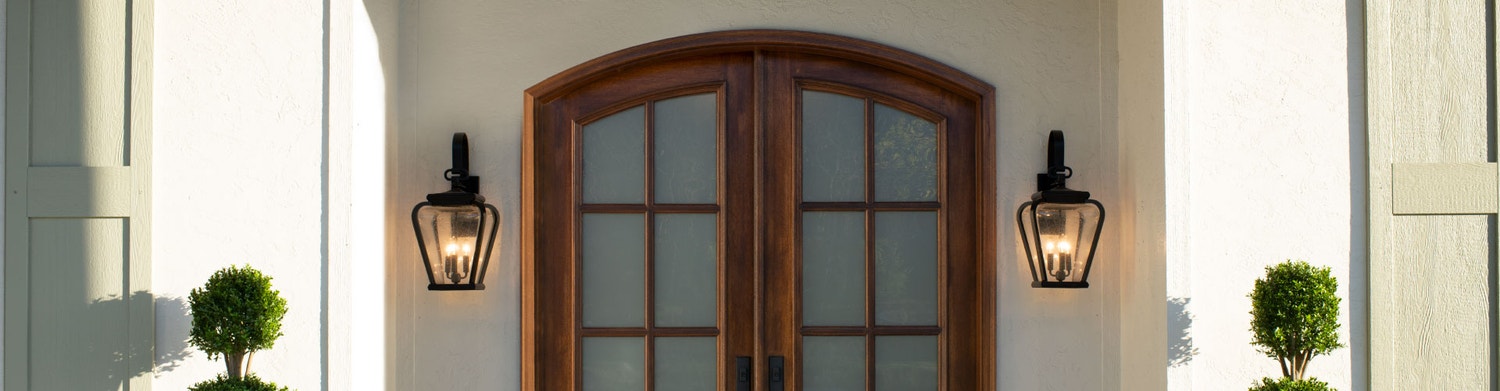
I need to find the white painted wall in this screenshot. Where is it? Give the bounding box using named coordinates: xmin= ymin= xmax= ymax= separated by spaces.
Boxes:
xmin=1164 ymin=1 xmax=1361 ymax=390
xmin=123 ymin=0 xmax=1367 ymax=389
xmin=389 ymin=0 xmax=1122 ymax=389
xmin=153 ymin=1 xmax=330 ymax=389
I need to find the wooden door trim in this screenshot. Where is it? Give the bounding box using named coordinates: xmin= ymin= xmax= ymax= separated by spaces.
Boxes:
xmin=522 ymin=30 xmax=995 ymax=391
xmin=524 ymin=30 xmax=993 ymax=105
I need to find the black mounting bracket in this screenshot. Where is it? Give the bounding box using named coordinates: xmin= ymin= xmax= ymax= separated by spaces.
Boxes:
xmin=447 ymin=132 xmax=481 ymax=193
xmin=1035 ymin=130 xmax=1071 ymax=192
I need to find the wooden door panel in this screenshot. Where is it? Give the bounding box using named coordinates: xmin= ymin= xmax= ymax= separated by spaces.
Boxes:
xmin=528 ymin=52 xmax=756 ymax=390
xmin=763 ymin=50 xmax=985 ymax=391
xmin=525 ymin=31 xmax=994 ymax=391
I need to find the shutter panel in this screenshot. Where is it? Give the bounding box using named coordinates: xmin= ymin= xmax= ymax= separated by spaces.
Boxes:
xmin=4 ymin=0 xmax=152 ymax=389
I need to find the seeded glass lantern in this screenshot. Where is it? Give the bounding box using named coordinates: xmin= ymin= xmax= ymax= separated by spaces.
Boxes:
xmin=411 ymin=133 xmax=499 ymax=290
xmin=1017 ymin=130 xmax=1105 ymax=288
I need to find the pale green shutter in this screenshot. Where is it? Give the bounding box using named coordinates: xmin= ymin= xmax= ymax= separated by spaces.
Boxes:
xmin=1367 ymin=0 xmax=1496 ymax=388
xmin=4 ymin=0 xmax=152 ymax=389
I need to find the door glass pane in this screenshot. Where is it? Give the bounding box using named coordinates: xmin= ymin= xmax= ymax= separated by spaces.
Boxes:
xmin=875 ymin=212 xmax=938 ymax=325
xmin=584 ymin=106 xmax=646 ymax=204
xmin=802 ymin=90 xmax=865 ymax=202
xmin=654 ymin=93 xmax=718 ymax=203
xmin=873 ymin=103 xmax=937 ymax=201
xmin=655 ymin=213 xmax=717 ymax=327
xmin=654 ymin=337 xmax=717 ymax=391
xmin=804 ymin=336 xmax=865 ymax=391
xmin=875 ymin=336 xmax=937 ymax=391
xmin=803 ymin=212 xmax=865 ymax=326
xmin=583 ymin=337 xmax=645 ymax=391
xmin=583 ymin=213 xmax=645 ymax=327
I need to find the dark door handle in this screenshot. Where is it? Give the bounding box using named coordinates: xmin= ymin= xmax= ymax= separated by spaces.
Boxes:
xmin=768 ymin=356 xmax=785 ymax=391
xmin=736 ymin=356 xmax=752 ymax=391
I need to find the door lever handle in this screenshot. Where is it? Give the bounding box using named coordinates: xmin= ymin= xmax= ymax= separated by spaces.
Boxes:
xmin=768 ymin=355 xmax=785 ymax=391
xmin=736 ymin=356 xmax=752 ymax=391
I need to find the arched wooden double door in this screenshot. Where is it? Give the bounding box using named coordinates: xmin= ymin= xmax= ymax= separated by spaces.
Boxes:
xmin=523 ymin=30 xmax=995 ymax=391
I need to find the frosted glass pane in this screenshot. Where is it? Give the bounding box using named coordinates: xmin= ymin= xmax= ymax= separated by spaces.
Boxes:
xmin=803 ymin=212 xmax=865 ymax=326
xmin=654 ymin=94 xmax=718 ymax=203
xmin=804 ymin=336 xmax=865 ymax=391
xmin=1032 ymin=202 xmax=1102 ymax=284
xmin=802 ymin=90 xmax=865 ymax=202
xmin=873 ymin=103 xmax=938 ymax=201
xmin=655 ymin=214 xmax=717 ymax=327
xmin=876 ymin=336 xmax=938 ymax=391
xmin=583 ymin=337 xmax=645 ymax=391
xmin=583 ymin=213 xmax=645 ymax=327
xmin=414 ymin=204 xmax=484 ymax=285
xmin=655 ymin=337 xmax=717 ymax=391
xmin=584 ymin=106 xmax=646 ymax=203
xmin=875 ymin=212 xmax=938 ymax=325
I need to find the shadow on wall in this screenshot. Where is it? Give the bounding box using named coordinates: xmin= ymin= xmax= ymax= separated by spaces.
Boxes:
xmin=1168 ymin=297 xmax=1198 ymax=367
xmin=72 ymin=292 xmax=191 ymax=388
xmin=154 ymin=294 xmax=194 ymax=373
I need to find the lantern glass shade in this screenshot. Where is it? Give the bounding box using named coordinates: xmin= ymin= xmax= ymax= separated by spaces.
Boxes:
xmin=413 ymin=202 xmax=498 ymax=290
xmin=1019 ymin=199 xmax=1103 ymax=287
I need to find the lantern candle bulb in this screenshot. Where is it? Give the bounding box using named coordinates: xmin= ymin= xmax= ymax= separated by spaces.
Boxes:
xmin=1046 ymin=240 xmax=1073 ymax=282
xmin=442 ymin=242 xmax=470 ymax=284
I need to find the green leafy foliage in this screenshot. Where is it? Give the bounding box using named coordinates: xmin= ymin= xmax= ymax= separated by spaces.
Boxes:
xmin=189 ymin=265 xmax=288 ymax=379
xmin=1249 ymin=260 xmax=1343 ymax=380
xmin=188 ymin=374 xmax=291 ymax=391
xmin=1249 ymin=377 xmax=1334 ymax=391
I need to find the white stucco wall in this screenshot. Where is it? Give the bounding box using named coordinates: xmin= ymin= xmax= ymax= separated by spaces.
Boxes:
xmin=124 ymin=0 xmax=1368 ymax=389
xmin=1165 ymin=1 xmax=1361 ymax=390
xmin=153 ymin=1 xmax=330 ymax=389
xmin=388 ymin=0 xmax=1123 ymax=389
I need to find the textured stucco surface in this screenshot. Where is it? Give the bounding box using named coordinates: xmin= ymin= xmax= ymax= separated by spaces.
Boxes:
xmin=1167 ymin=1 xmax=1359 ymax=389
xmin=390 ymin=0 xmax=1120 ymax=389
xmin=153 ymin=1 xmax=328 ymax=389
xmin=72 ymin=0 xmax=1376 ymax=388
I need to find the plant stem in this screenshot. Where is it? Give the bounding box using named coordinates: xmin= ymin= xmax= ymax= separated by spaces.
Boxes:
xmin=226 ymin=352 xmax=245 ymax=380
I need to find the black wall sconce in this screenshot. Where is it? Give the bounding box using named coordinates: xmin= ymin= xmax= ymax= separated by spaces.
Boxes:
xmin=411 ymin=133 xmax=500 ymax=290
xmin=1017 ymin=130 xmax=1105 ymax=288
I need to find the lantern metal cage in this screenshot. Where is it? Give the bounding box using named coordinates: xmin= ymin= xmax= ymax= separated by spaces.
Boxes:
xmin=1017 ymin=130 xmax=1105 ymax=288
xmin=411 ymin=133 xmax=500 ymax=291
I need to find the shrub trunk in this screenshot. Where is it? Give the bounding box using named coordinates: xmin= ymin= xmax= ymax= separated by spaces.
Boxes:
xmin=224 ymin=351 xmax=253 ymax=380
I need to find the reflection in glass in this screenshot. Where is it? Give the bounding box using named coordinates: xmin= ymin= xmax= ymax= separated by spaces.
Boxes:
xmin=876 ymin=336 xmax=938 ymax=390
xmin=802 ymin=90 xmax=865 ymax=202
xmin=655 ymin=337 xmax=717 ymax=391
xmin=804 ymin=336 xmax=865 ymax=391
xmin=803 ymin=212 xmax=865 ymax=326
xmin=875 ymin=212 xmax=938 ymax=325
xmin=655 ymin=214 xmax=717 ymax=327
xmin=873 ymin=103 xmax=937 ymax=201
xmin=655 ymin=94 xmax=718 ymax=203
xmin=584 ymin=106 xmax=646 ymax=204
xmin=582 ymin=213 xmax=645 ymax=327
xmin=583 ymin=337 xmax=645 ymax=391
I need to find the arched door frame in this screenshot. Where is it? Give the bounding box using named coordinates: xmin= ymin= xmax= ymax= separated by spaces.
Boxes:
xmin=522 ymin=29 xmax=996 ymax=390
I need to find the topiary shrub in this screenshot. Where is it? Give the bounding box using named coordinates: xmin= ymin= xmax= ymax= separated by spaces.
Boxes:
xmin=1249 ymin=376 xmax=1332 ymax=391
xmin=189 ymin=265 xmax=289 ymax=381
xmin=189 ymin=374 xmax=291 ymax=391
xmin=1249 ymin=260 xmax=1343 ymax=383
